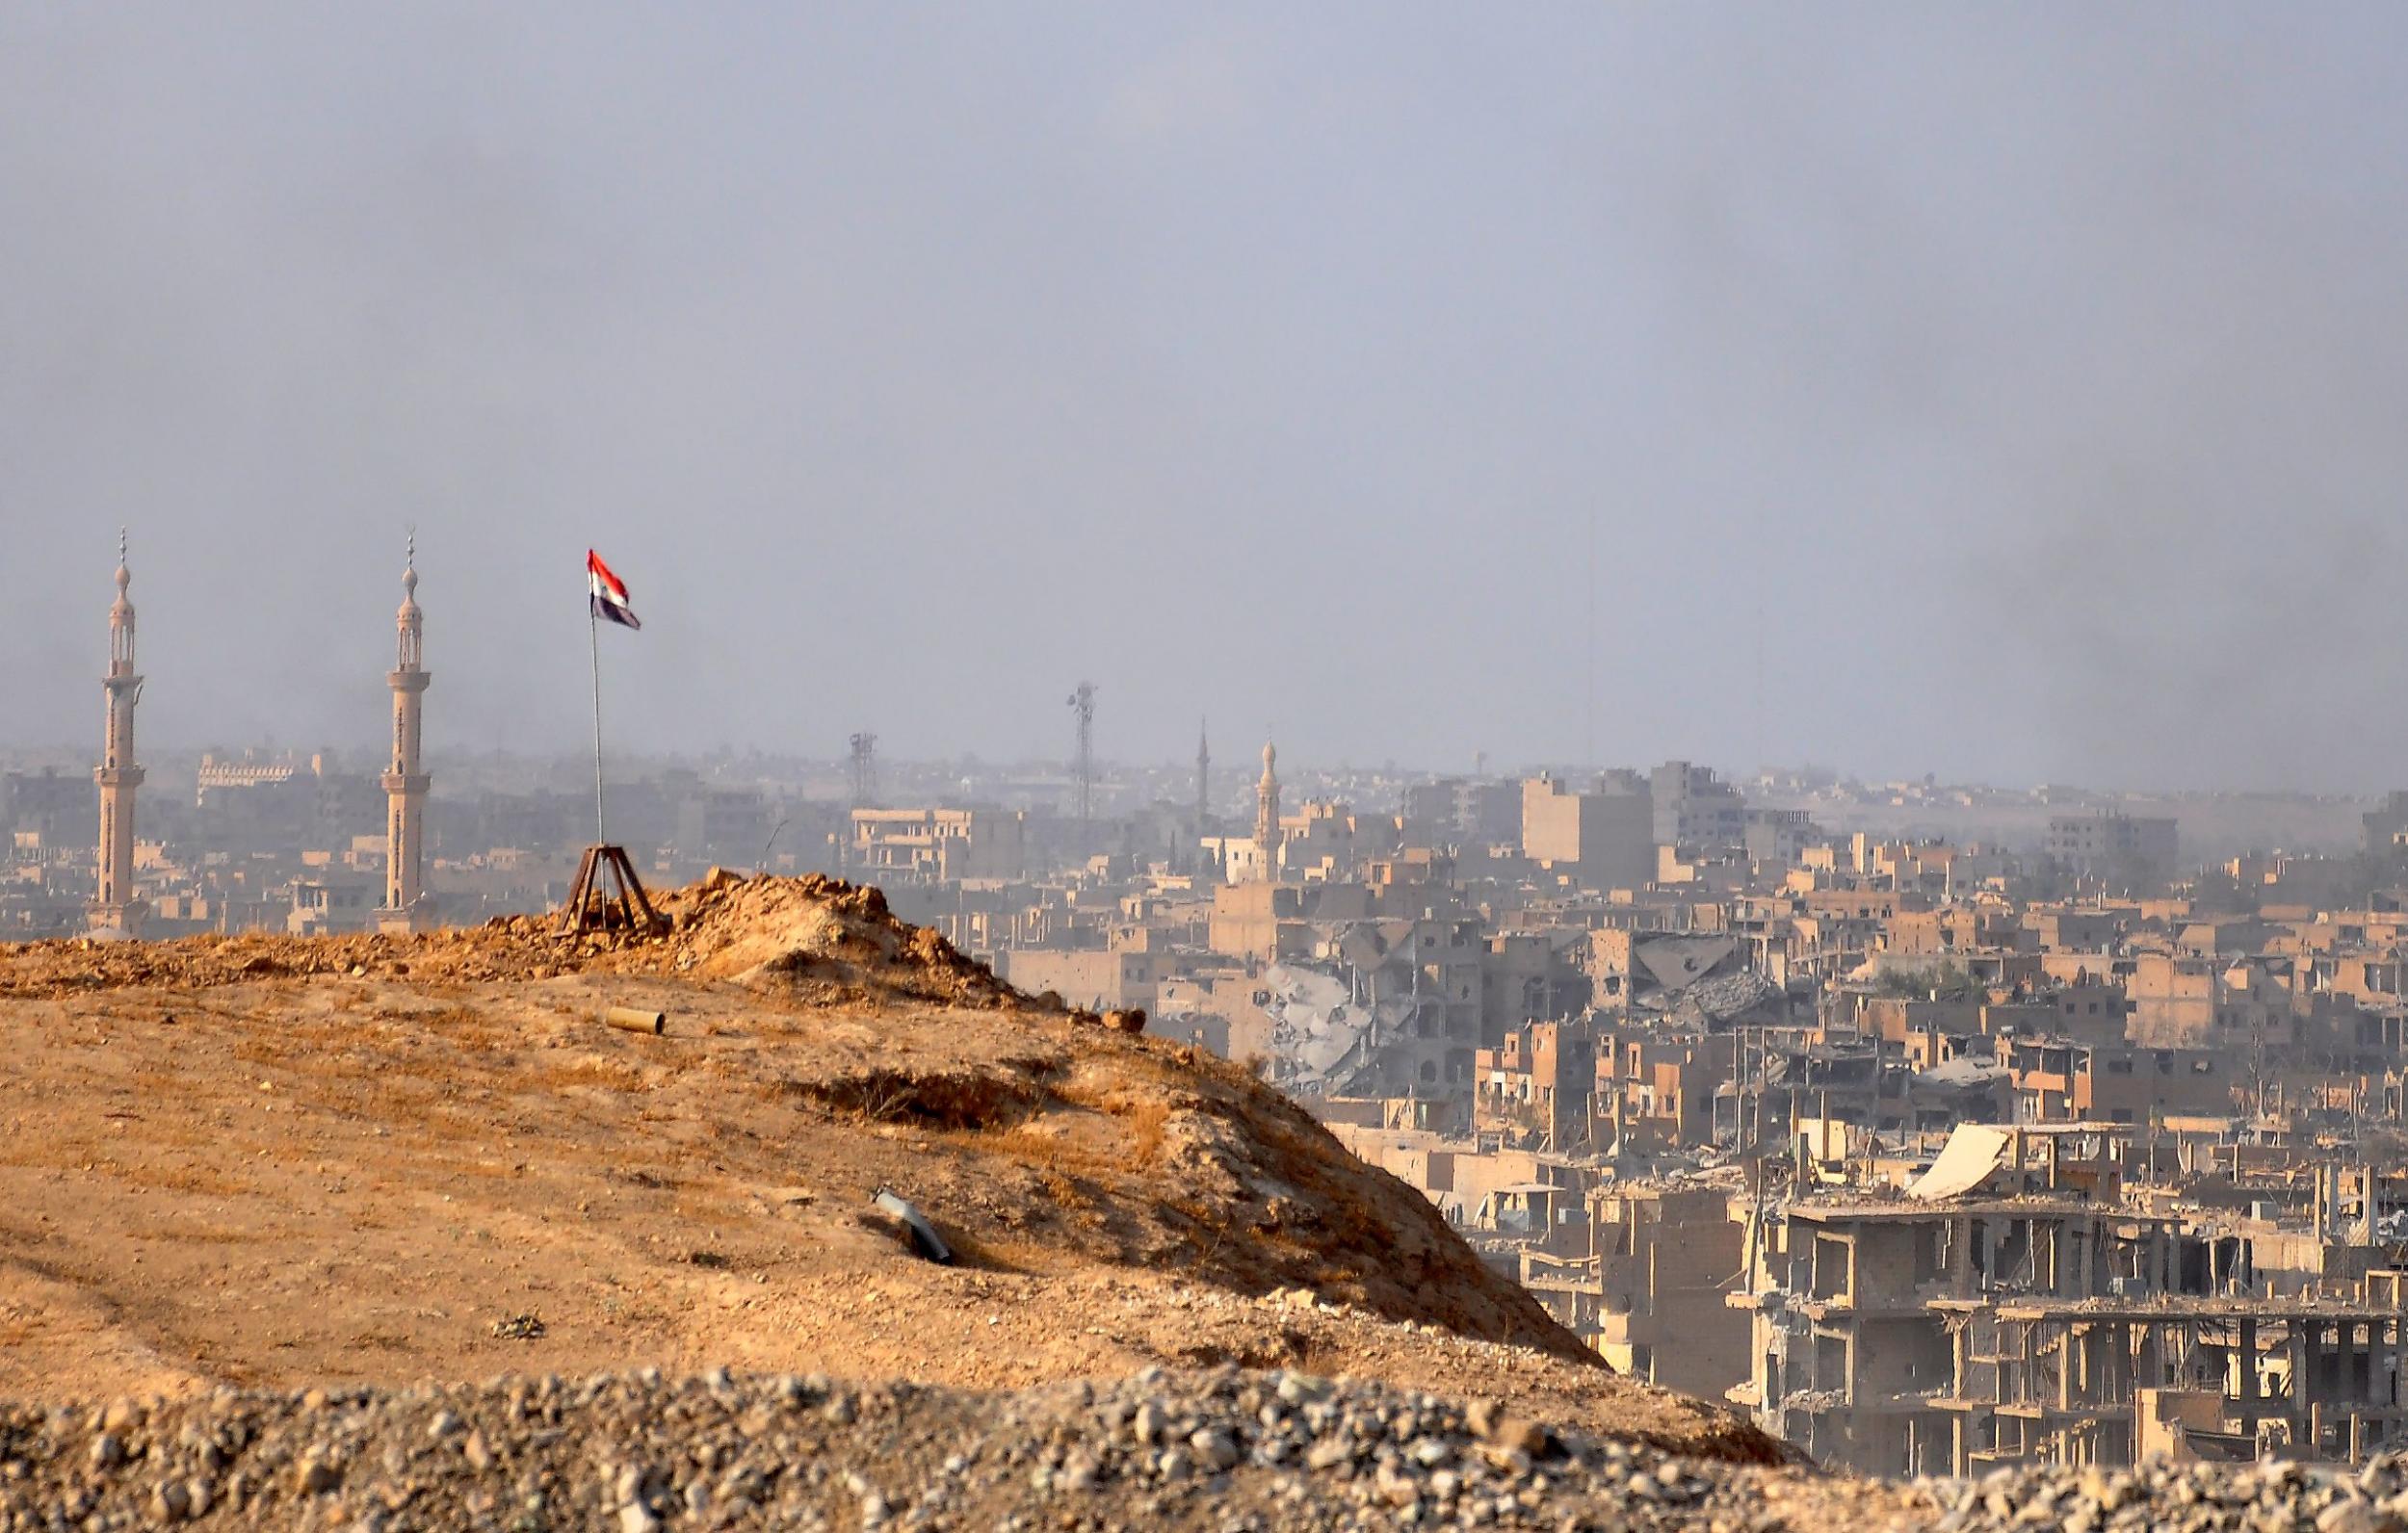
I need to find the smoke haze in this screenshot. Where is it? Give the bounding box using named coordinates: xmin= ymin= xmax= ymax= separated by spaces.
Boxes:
xmin=4 ymin=5 xmax=2405 ymax=789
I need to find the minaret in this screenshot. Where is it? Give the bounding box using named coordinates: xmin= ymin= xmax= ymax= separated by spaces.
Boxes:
xmin=92 ymin=532 xmax=146 ymax=938
xmin=1194 ymin=719 xmax=1211 ymax=841
xmin=1254 ymin=737 xmax=1282 ymax=882
xmin=377 ymin=536 xmax=434 ymax=933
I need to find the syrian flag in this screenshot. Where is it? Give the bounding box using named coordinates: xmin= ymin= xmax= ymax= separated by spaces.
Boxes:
xmin=588 ymin=550 xmax=641 ymax=630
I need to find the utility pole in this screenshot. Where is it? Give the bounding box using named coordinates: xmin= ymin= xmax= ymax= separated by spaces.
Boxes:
xmin=1584 ymin=503 xmax=1597 ymax=766
xmin=1067 ymin=682 xmax=1097 ymax=825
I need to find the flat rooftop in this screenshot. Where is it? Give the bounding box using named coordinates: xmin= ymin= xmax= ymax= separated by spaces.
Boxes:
xmin=1933 ymin=1296 xmax=2403 ymax=1322
xmin=1790 ymin=1198 xmax=2176 ymax=1224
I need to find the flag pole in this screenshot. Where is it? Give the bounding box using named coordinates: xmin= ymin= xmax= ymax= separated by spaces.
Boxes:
xmin=589 ymin=599 xmax=608 ymax=845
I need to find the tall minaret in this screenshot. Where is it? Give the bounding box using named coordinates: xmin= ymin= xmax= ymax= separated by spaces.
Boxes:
xmin=92 ymin=532 xmax=146 ymax=938
xmin=1254 ymin=737 xmax=1282 ymax=882
xmin=1194 ymin=719 xmax=1211 ymax=841
xmin=377 ymin=536 xmax=434 ymax=933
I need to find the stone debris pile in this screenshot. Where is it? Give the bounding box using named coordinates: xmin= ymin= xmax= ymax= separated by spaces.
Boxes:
xmin=23 ymin=1362 xmax=2408 ymax=1531
xmin=1918 ymin=1454 xmax=2408 ymax=1533
xmin=0 ymin=1366 xmax=1855 ymax=1532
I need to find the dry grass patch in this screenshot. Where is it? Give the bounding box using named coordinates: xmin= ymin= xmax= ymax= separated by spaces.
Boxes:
xmin=940 ymin=1232 xmax=1067 ymax=1275
xmin=116 ymin=1161 xmax=256 ymax=1200
xmin=1050 ymin=1071 xmax=1189 ymax=1168
xmin=315 ymin=1078 xmax=457 ymax=1125
xmin=402 ymin=1004 xmax=514 ymax=1041
xmin=773 ymin=1067 xmax=1044 ymax=1131
xmin=537 ymin=1057 xmax=646 ymax=1094
xmin=146 ymin=1221 xmax=263 ymax=1246
xmin=668 ymin=1197 xmax=747 ymax=1232
xmin=226 ymin=1016 xmax=356 ymax=1060
xmin=969 ymin=1114 xmax=1135 ymax=1183
xmin=0 ymin=1139 xmax=98 ymax=1172
xmin=1120 ymin=1101 xmax=1172 ymax=1166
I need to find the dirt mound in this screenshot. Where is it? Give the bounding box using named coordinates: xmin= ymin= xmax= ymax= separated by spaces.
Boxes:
xmin=0 ymin=873 xmax=1016 ymax=1011
xmin=625 ymin=872 xmax=1016 ymax=1007
xmin=0 ymin=874 xmax=1784 ymax=1468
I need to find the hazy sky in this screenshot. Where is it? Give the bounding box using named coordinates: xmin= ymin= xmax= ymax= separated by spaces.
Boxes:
xmin=6 ymin=5 xmax=2407 ymax=790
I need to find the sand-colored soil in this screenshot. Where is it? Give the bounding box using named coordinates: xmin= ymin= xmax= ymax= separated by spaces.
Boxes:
xmin=0 ymin=875 xmax=1781 ymax=1468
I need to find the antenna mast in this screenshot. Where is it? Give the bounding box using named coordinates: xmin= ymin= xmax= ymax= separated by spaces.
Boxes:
xmin=848 ymin=731 xmax=878 ymax=810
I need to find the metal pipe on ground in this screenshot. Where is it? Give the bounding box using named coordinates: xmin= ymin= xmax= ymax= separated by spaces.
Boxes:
xmin=606 ymin=1006 xmax=667 ymax=1035
xmin=874 ymin=1188 xmax=954 ymax=1264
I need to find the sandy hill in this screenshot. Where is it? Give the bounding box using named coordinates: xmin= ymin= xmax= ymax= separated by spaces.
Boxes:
xmin=0 ymin=873 xmax=1777 ymax=1468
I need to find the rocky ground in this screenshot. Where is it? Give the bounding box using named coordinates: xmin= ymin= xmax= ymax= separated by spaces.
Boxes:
xmin=13 ymin=1363 xmax=2408 ymax=1531
xmin=1923 ymin=1455 xmax=2408 ymax=1533
xmin=0 ymin=1365 xmax=1900 ymax=1533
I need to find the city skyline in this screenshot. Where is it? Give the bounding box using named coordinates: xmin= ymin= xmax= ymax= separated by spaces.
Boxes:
xmin=7 ymin=523 xmax=2408 ymax=800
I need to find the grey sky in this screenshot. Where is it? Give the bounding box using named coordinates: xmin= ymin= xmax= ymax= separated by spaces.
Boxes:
xmin=4 ymin=5 xmax=2405 ymax=790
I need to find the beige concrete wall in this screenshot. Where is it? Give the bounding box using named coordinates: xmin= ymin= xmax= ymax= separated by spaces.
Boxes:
xmin=1522 ymin=776 xmax=1652 ymax=894
xmin=995 ymin=949 xmax=1160 ymax=1011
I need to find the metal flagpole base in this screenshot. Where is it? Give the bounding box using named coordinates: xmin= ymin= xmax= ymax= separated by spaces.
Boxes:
xmin=557 ymin=844 xmax=667 ymax=939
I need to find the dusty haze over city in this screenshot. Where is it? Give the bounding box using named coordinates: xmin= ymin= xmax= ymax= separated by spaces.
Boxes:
xmin=6 ymin=5 xmax=2407 ymax=787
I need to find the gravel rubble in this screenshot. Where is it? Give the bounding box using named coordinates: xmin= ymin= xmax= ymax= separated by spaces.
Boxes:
xmin=0 ymin=1366 xmax=1875 ymax=1532
xmin=1908 ymin=1454 xmax=2408 ymax=1533
xmin=18 ymin=1363 xmax=2402 ymax=1530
